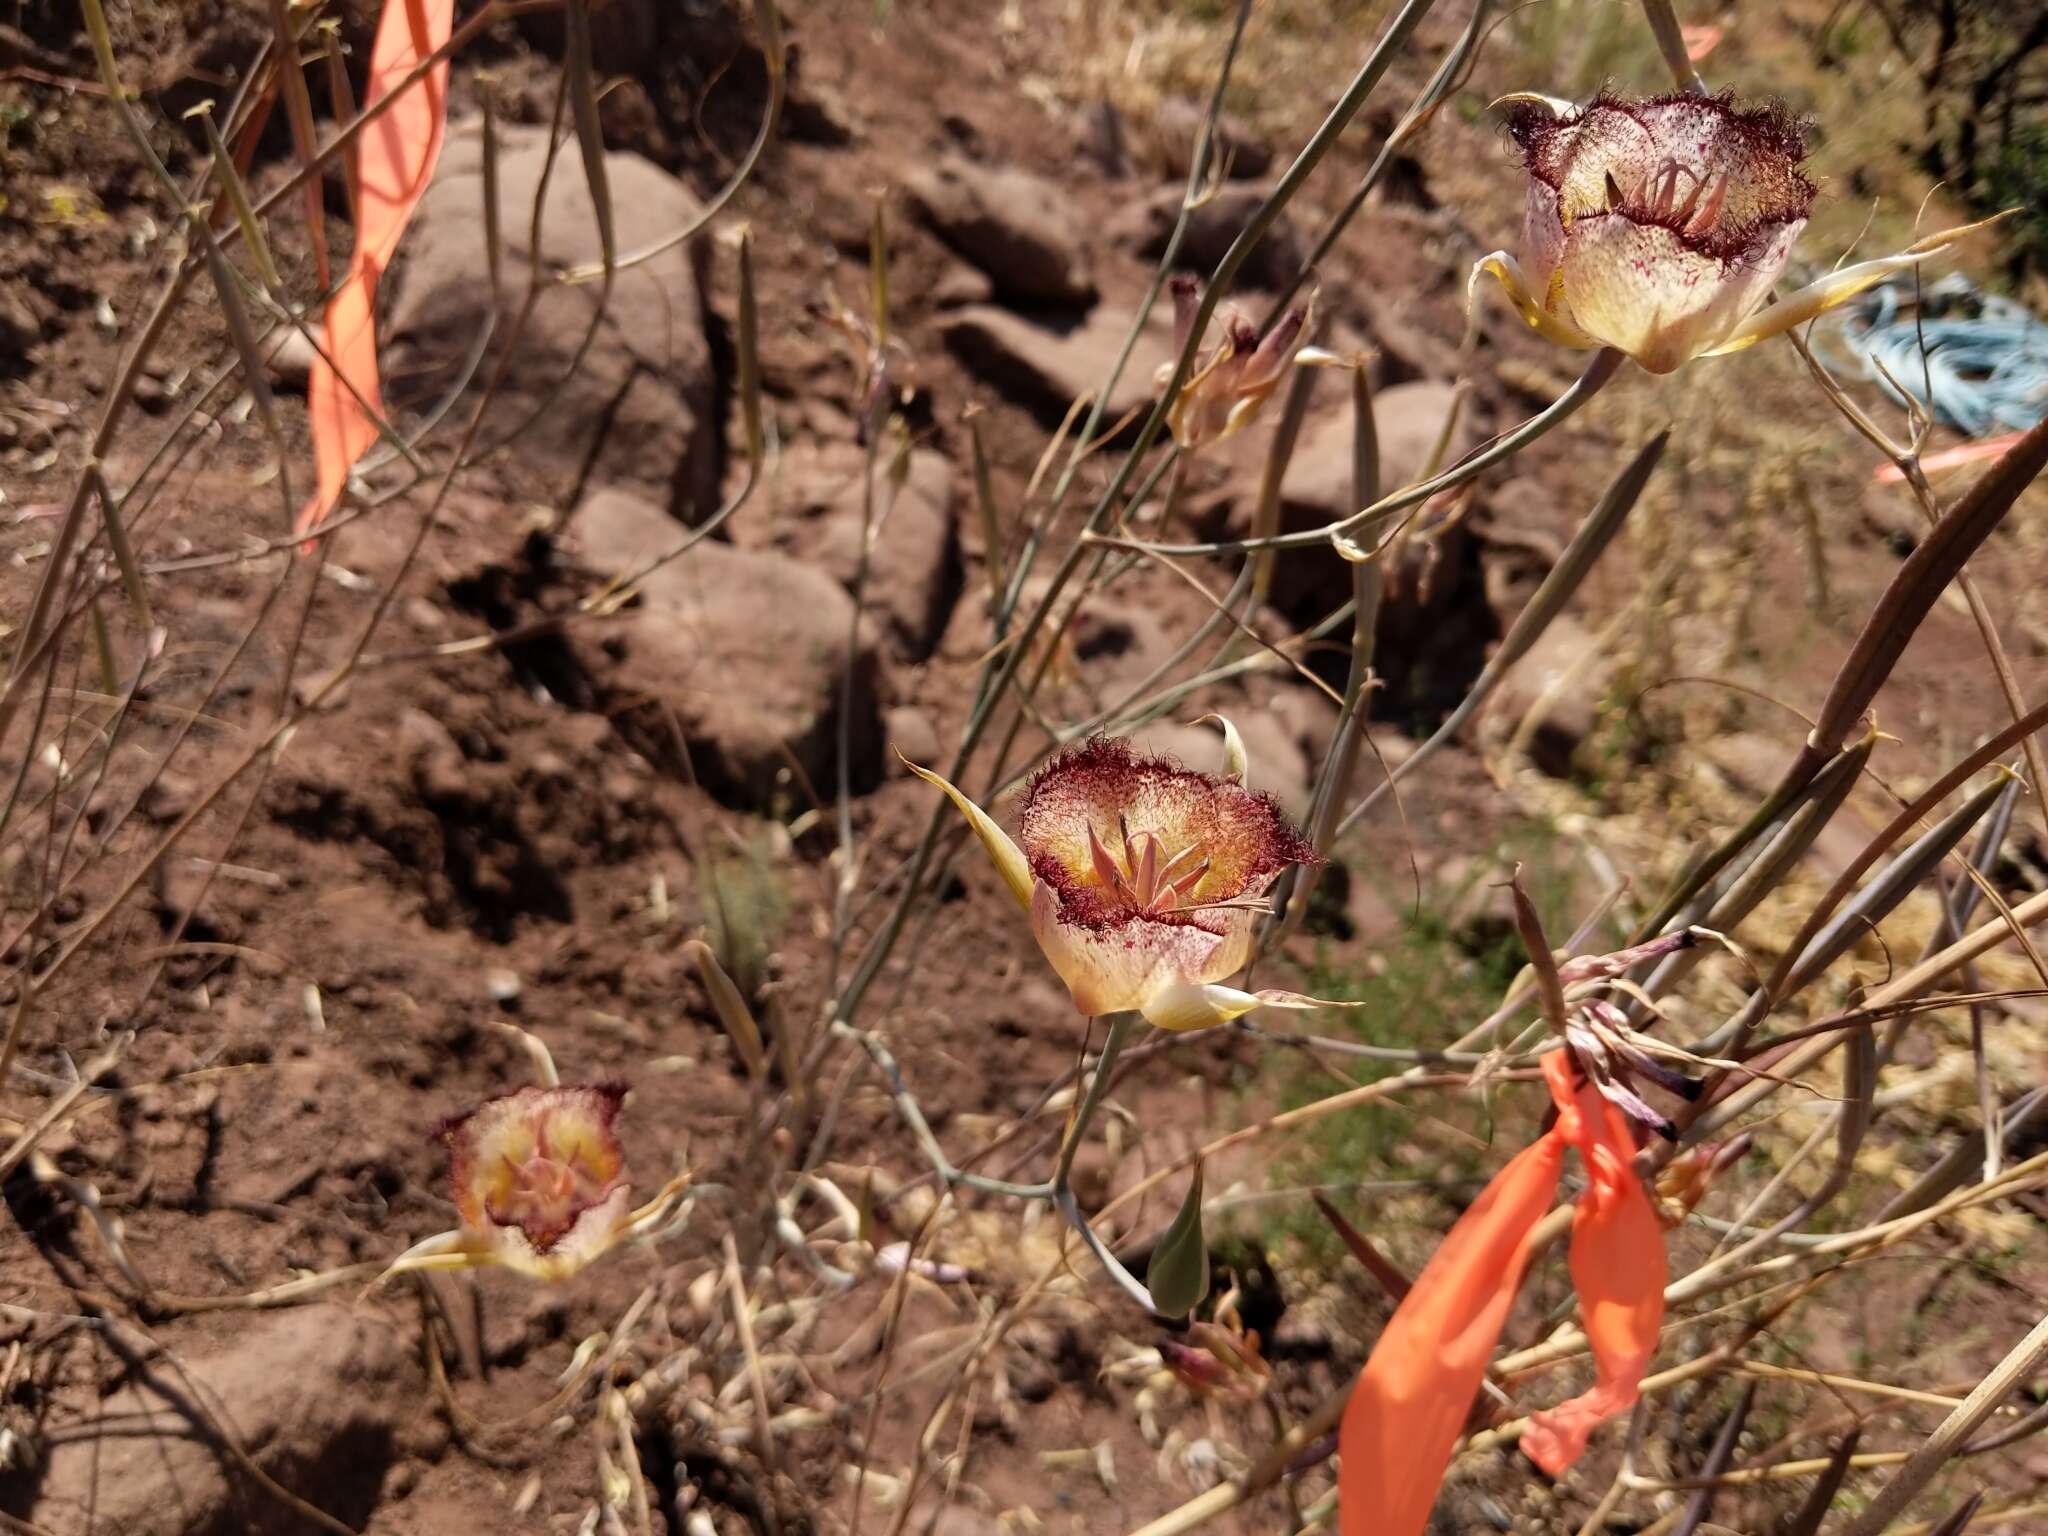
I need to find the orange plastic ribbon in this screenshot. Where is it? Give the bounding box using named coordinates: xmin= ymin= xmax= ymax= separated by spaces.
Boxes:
xmin=1338 ymin=1053 xmax=1666 ymax=1536
xmin=298 ymin=0 xmax=454 ymax=539
xmin=1521 ymin=1089 xmax=1667 ymax=1474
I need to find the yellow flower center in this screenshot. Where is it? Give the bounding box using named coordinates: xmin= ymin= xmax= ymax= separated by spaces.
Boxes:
xmin=486 ymin=1113 xmax=611 ymax=1238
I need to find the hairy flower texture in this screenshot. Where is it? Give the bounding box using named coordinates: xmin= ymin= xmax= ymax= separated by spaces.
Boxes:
xmin=1339 ymin=1051 xmax=1667 ymax=1536
xmin=909 ymin=731 xmax=1332 ymax=1030
xmin=437 ymin=1084 xmax=633 ymax=1280
xmin=1158 ymin=274 xmax=1313 ymax=450
xmin=1475 ymin=90 xmax=2000 ymax=374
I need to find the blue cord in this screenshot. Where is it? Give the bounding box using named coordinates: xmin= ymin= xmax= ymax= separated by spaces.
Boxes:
xmin=1818 ymin=273 xmax=2048 ymax=438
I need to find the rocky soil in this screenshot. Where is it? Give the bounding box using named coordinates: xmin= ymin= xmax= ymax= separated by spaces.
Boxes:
xmin=1 ymin=2 xmax=2046 ymax=1534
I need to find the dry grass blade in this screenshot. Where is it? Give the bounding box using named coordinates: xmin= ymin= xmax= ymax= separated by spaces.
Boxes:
xmin=1511 ymin=866 xmax=1568 ymax=1028
xmin=1766 ymin=698 xmax=2048 ymax=1006
xmin=1673 ymin=1382 xmax=1754 ymax=1536
xmin=735 ymin=225 xmax=764 ymax=468
xmin=1311 ymin=1191 xmax=1412 ymax=1302
xmin=1776 ymin=1427 xmax=1861 ymax=1536
xmin=192 ymin=103 xmax=283 ymax=294
xmin=967 ymin=410 xmax=1006 ymax=617
xmin=198 ymin=238 xmax=294 ymax=525
xmin=1801 ymin=413 xmax=2048 ymax=775
xmin=1839 ymin=1309 xmax=2048 ymax=1536
xmin=1875 ymin=1086 xmax=2045 ymax=1222
xmin=1268 ymin=357 xmax=1387 ymax=947
xmin=88 ymin=467 xmax=153 ymax=630
xmin=1630 ymin=735 xmax=1873 ymax=1025
xmin=1337 ymin=428 xmax=1665 ymax=835
xmin=481 ymin=82 xmax=504 ymax=299
xmin=1248 ymin=364 xmax=1320 ymax=608
xmin=560 ymin=0 xmax=784 ymax=280
xmin=1934 ymin=776 xmax=2021 ymax=951
xmin=1923 ymin=1494 xmax=1987 ymax=1536
xmin=561 ymin=0 xmax=615 ymax=284
xmin=1715 ymin=770 xmax=2017 ymax=1060
xmin=260 ymin=0 xmax=331 ymax=282
xmin=685 ymin=938 xmax=769 ymax=1083
xmin=1779 ymin=772 xmax=2011 ymax=996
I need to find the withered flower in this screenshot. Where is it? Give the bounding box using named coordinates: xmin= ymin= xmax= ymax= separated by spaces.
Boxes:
xmin=1162 ymin=1318 xmax=1273 ymax=1404
xmin=1476 ymin=91 xmax=2000 ymax=374
xmin=1654 ymin=1133 xmax=1752 ymax=1227
xmin=436 ymin=1084 xmax=633 ymax=1280
xmin=1158 ymin=275 xmax=1313 ymax=450
xmin=910 ymin=730 xmax=1332 ymax=1030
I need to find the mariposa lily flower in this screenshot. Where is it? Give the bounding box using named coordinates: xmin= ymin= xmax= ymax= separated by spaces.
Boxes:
xmin=1474 ymin=90 xmax=2002 ymax=375
xmin=908 ymin=730 xmax=1330 ymax=1030
xmin=1157 ymin=275 xmax=1314 ymax=450
xmin=1338 ymin=1049 xmax=1667 ymax=1536
xmin=369 ymin=1026 xmax=696 ymax=1293
xmin=435 ymin=1084 xmax=635 ymax=1280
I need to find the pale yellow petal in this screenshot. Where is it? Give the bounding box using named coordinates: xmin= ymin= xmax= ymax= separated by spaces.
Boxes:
xmin=1472 ymin=251 xmax=1600 ymax=351
xmin=904 ymin=756 xmax=1033 ymax=910
xmin=1557 ymin=216 xmax=1799 ymax=372
xmin=1141 ymin=981 xmax=1262 ymax=1032
xmin=1030 ymin=879 xmax=1253 ymax=1019
xmin=1704 ymin=214 xmax=2013 ymax=357
xmin=1140 ymin=981 xmax=1362 ymax=1032
xmin=1193 ymin=713 xmax=1250 ymax=785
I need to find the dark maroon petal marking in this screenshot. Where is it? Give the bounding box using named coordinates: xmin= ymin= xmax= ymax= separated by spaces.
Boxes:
xmin=1507 ymin=90 xmax=1814 ymax=264
xmin=1019 ymin=736 xmax=1316 ymax=931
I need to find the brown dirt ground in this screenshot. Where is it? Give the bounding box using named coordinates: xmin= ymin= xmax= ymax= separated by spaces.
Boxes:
xmin=2 ymin=1 xmax=2046 ymax=1533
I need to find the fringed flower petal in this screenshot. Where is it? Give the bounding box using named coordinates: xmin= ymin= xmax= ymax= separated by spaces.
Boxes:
xmin=1479 ymin=90 xmax=1997 ymax=373
xmin=1019 ymin=738 xmax=1311 ymax=915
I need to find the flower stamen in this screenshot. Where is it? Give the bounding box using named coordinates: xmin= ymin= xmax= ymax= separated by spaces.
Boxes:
xmin=1089 ymin=821 xmax=1214 ymax=915
xmin=1684 ymin=171 xmax=1731 ymax=237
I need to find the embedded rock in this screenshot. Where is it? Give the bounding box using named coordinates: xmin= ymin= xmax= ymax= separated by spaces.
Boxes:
xmin=384 ymin=122 xmax=721 ymax=522
xmin=942 ymin=302 xmax=1170 ymax=428
xmin=565 ymin=489 xmax=883 ymax=805
xmin=30 ymin=1308 xmax=402 ymax=1536
xmin=1138 ymin=96 xmax=1273 ymax=181
xmin=1107 ymin=181 xmax=1303 ymax=291
xmin=756 ymin=444 xmax=962 ymax=661
xmin=903 ymin=154 xmax=1096 ymax=307
xmin=1485 ymin=613 xmax=1610 ymax=778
